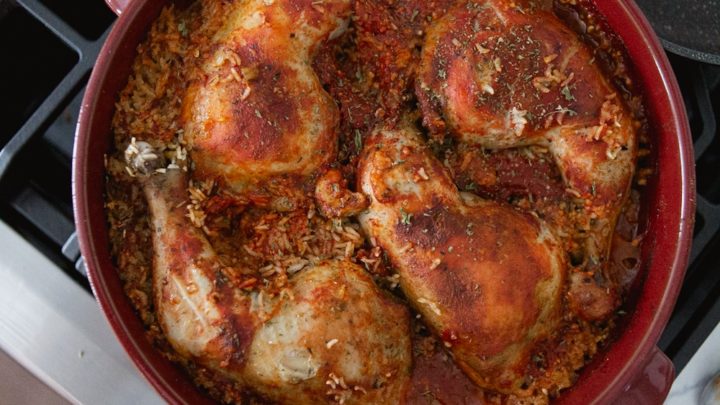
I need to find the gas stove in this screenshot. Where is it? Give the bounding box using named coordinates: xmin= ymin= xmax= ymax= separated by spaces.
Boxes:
xmin=0 ymin=0 xmax=718 ymax=403
xmin=0 ymin=0 xmax=160 ymax=403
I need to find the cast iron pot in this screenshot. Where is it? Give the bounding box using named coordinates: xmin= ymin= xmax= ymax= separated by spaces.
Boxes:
xmin=73 ymin=0 xmax=696 ymax=403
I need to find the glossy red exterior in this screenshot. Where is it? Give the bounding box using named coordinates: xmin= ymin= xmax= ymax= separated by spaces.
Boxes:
xmin=73 ymin=0 xmax=695 ymax=403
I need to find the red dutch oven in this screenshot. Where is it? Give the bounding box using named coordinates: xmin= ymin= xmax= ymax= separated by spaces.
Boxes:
xmin=73 ymin=0 xmax=696 ymax=403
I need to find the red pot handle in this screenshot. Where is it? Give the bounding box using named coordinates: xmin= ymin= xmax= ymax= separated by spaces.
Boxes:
xmin=616 ymin=346 xmax=675 ymax=404
xmin=105 ymin=0 xmax=130 ymax=16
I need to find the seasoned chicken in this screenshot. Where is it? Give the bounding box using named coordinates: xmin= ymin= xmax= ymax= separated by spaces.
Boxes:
xmin=182 ymin=0 xmax=351 ymax=194
xmin=126 ymin=142 xmax=412 ymax=404
xmin=314 ymin=169 xmax=369 ymax=218
xmin=416 ymin=0 xmax=637 ymax=299
xmin=357 ymin=123 xmax=565 ymax=394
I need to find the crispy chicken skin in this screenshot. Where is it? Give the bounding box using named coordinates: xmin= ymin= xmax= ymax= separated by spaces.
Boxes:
xmin=314 ymin=169 xmax=370 ymax=218
xmin=357 ymin=123 xmax=565 ymax=393
xmin=416 ymin=0 xmax=637 ymax=274
xmin=129 ymin=151 xmax=412 ymax=404
xmin=182 ymin=0 xmax=351 ymax=193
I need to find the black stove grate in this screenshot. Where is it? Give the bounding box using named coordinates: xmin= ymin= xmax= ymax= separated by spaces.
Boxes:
xmin=0 ymin=0 xmax=115 ymax=289
xmin=658 ymin=55 xmax=720 ymax=371
xmin=0 ymin=0 xmax=719 ymax=376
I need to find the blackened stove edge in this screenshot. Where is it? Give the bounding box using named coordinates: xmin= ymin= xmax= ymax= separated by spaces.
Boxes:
xmin=659 ymin=57 xmax=720 ymax=373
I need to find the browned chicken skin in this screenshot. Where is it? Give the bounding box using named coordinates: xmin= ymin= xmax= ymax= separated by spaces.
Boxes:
xmin=315 ymin=169 xmax=370 ymax=218
xmin=182 ymin=0 xmax=352 ymax=195
xmin=357 ymin=122 xmax=565 ymax=393
xmin=416 ymin=0 xmax=637 ymax=320
xmin=125 ymin=141 xmax=412 ymax=404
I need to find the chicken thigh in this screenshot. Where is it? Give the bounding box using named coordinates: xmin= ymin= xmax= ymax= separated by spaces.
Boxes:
xmin=182 ymin=0 xmax=351 ymax=194
xmin=357 ymin=123 xmax=565 ymax=393
xmin=126 ymin=142 xmax=412 ymax=404
xmin=416 ymin=0 xmax=637 ymax=280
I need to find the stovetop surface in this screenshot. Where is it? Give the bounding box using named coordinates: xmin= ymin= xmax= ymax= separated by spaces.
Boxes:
xmin=1 ymin=0 xmax=719 ymax=388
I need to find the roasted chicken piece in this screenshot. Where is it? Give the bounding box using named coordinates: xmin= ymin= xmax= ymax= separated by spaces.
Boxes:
xmin=182 ymin=0 xmax=351 ymax=194
xmin=357 ymin=123 xmax=565 ymax=394
xmin=314 ymin=169 xmax=369 ymax=218
xmin=126 ymin=142 xmax=412 ymax=404
xmin=416 ymin=0 xmax=637 ymax=301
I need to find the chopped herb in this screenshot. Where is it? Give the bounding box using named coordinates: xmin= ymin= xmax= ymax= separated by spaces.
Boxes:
xmin=437 ymin=69 xmax=447 ymax=80
xmin=400 ymin=208 xmax=413 ymax=225
xmin=561 ymin=85 xmax=576 ymax=101
xmin=354 ymin=129 xmax=362 ymax=152
xmin=410 ymin=9 xmax=419 ymax=22
xmin=547 ymin=106 xmax=577 ymax=117
xmin=254 ymin=109 xmax=262 ymax=118
xmin=178 ymin=21 xmax=188 ymax=37
xmin=591 ymin=182 xmax=596 ymax=196
xmin=465 ymin=182 xmax=477 ymax=191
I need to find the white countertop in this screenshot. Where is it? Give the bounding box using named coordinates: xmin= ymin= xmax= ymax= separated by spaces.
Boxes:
xmin=0 ymin=221 xmax=163 ymax=404
xmin=667 ymin=320 xmax=720 ymax=404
